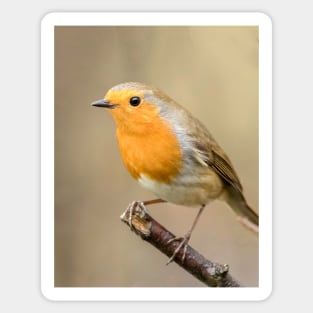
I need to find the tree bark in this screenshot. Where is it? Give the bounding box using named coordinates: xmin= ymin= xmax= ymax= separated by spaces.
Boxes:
xmin=120 ymin=204 xmax=241 ymax=287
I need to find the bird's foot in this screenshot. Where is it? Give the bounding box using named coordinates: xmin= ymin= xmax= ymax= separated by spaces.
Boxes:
xmin=166 ymin=232 xmax=191 ymax=265
xmin=125 ymin=201 xmax=148 ymax=230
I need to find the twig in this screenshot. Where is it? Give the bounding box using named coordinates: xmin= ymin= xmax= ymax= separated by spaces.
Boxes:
xmin=237 ymin=216 xmax=259 ymax=234
xmin=120 ymin=205 xmax=241 ymax=287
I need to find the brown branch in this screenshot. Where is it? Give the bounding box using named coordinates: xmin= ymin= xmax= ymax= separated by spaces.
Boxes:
xmin=120 ymin=205 xmax=241 ymax=287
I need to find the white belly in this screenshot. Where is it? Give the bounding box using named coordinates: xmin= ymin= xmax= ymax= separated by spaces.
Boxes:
xmin=138 ymin=171 xmax=224 ymax=207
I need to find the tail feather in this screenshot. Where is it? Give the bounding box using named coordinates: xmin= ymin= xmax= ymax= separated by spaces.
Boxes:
xmin=225 ymin=186 xmax=259 ymax=227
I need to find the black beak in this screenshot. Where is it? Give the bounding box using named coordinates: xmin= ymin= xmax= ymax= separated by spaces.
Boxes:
xmin=91 ymin=99 xmax=117 ymax=109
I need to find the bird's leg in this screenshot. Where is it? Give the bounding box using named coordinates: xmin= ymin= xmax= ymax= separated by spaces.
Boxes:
xmin=143 ymin=199 xmax=166 ymax=206
xmin=126 ymin=199 xmax=166 ymax=229
xmin=166 ymin=204 xmax=206 ymax=265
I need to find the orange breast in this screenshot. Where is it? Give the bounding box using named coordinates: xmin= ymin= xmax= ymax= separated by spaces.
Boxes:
xmin=116 ymin=117 xmax=183 ymax=184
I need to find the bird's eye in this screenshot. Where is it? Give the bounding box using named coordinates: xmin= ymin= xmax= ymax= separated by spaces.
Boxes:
xmin=129 ymin=96 xmax=141 ymax=106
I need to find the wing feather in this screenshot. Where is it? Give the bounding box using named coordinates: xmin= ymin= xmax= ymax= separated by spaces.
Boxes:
xmin=193 ymin=140 xmax=243 ymax=193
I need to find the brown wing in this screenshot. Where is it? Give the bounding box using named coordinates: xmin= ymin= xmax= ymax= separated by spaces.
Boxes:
xmin=193 ymin=140 xmax=243 ymax=193
xmin=161 ymin=97 xmax=244 ymax=193
xmin=193 ymin=136 xmax=259 ymax=227
xmin=209 ymin=145 xmax=243 ymax=192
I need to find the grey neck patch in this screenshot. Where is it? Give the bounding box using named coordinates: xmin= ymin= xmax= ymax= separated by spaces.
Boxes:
xmin=144 ymin=92 xmax=196 ymax=164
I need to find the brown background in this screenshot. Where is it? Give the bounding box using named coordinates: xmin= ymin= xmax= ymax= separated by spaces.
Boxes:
xmin=54 ymin=26 xmax=259 ymax=287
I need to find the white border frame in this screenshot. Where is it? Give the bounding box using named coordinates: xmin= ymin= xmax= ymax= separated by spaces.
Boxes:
xmin=41 ymin=12 xmax=272 ymax=301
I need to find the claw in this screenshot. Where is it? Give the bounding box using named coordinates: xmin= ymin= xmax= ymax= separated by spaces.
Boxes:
xmin=166 ymin=233 xmax=191 ymax=265
xmin=126 ymin=201 xmax=148 ymax=230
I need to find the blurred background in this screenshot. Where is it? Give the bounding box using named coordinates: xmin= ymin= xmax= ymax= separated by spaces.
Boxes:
xmin=54 ymin=26 xmax=258 ymax=287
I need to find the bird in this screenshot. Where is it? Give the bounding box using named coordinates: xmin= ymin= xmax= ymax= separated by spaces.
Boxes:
xmin=91 ymin=82 xmax=258 ymax=264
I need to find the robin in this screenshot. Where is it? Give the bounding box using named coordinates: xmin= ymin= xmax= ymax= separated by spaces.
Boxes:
xmin=92 ymin=82 xmax=258 ymax=264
